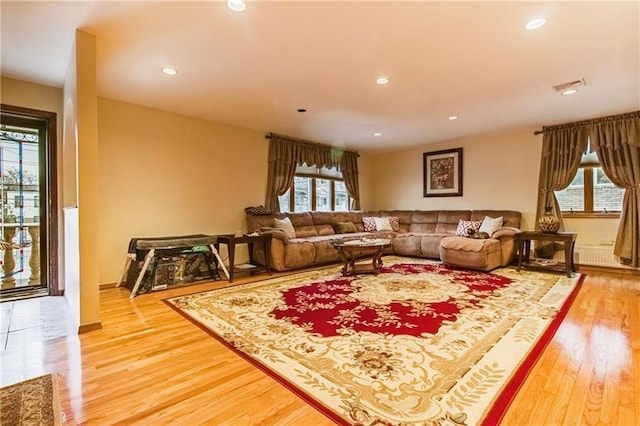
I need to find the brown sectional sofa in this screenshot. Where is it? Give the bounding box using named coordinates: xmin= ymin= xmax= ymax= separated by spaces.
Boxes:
xmin=246 ymin=209 xmax=521 ymax=272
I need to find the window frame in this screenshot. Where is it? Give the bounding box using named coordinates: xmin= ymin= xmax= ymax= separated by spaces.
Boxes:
xmin=281 ymin=172 xmax=350 ymax=212
xmin=558 ymin=166 xmax=622 ymax=219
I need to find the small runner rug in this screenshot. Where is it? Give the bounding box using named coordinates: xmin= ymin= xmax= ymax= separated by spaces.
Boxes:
xmin=0 ymin=373 xmax=61 ymax=426
xmin=165 ymin=257 xmax=584 ymax=425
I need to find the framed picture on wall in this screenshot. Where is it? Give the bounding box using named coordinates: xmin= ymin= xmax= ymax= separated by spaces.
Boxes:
xmin=423 ymin=148 xmax=463 ymax=197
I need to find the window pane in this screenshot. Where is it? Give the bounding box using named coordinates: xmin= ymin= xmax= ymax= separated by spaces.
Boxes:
xmin=315 ymin=179 xmax=331 ymax=211
xmin=556 ymin=169 xmax=584 ymax=212
xmin=294 ymin=176 xmax=312 ymax=212
xmin=334 ymin=181 xmax=349 ymax=211
xmin=594 ymin=167 xmax=624 ymax=211
xmin=278 ymin=189 xmax=291 ymax=213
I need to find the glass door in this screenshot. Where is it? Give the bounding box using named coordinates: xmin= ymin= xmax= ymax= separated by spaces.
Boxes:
xmin=0 ymin=114 xmax=49 ymax=299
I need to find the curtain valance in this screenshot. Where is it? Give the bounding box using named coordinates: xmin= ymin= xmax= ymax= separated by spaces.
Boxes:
xmin=264 ymin=133 xmax=361 ymax=212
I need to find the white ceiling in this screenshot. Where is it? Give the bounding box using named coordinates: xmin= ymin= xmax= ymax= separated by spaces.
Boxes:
xmin=1 ymin=1 xmax=638 ymax=153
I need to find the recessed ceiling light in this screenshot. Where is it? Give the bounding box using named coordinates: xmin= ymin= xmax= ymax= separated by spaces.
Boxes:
xmin=525 ymin=18 xmax=546 ymax=30
xmin=376 ymin=77 xmax=389 ymax=85
xmin=561 ymin=89 xmax=577 ymax=96
xmin=373 ymin=132 xmax=382 ymax=136
xmin=227 ymin=0 xmax=246 ymax=12
xmin=162 ymin=67 xmax=177 ymax=75
xmin=448 ymin=116 xmax=458 ymax=121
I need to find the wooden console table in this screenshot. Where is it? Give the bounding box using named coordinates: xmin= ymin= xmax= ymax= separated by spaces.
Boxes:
xmin=515 ymin=231 xmax=577 ymax=277
xmin=214 ymin=234 xmax=272 ymax=283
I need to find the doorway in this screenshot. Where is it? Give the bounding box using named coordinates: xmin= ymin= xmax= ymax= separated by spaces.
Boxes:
xmin=0 ymin=105 xmax=58 ymax=300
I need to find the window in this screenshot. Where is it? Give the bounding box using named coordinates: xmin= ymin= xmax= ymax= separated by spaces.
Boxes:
xmin=14 ymin=195 xmax=23 ymax=208
xmin=278 ymin=164 xmax=351 ymax=212
xmin=555 ymin=166 xmax=624 ymax=216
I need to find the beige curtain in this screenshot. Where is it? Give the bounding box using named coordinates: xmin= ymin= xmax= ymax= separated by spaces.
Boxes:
xmin=264 ymin=134 xmax=361 ymax=212
xmin=535 ymin=126 xmax=589 ymax=237
xmin=589 ymin=111 xmax=640 ymax=267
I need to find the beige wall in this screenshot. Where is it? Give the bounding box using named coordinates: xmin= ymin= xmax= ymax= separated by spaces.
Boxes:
xmin=98 ymin=98 xmax=267 ymax=283
xmin=370 ymin=128 xmax=620 ymax=247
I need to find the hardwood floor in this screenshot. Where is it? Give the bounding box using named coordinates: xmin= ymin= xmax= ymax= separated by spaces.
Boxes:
xmin=1 ymin=269 xmax=638 ymax=425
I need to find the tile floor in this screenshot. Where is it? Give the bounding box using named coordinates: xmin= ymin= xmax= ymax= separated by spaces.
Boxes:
xmin=0 ymin=296 xmax=77 ymax=351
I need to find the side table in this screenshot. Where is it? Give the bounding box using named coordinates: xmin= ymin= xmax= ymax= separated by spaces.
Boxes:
xmin=515 ymin=231 xmax=577 ymax=277
xmin=214 ymin=234 xmax=272 ymax=282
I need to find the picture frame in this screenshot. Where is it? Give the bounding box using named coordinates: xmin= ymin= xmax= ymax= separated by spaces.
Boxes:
xmin=423 ymin=148 xmax=463 ymax=197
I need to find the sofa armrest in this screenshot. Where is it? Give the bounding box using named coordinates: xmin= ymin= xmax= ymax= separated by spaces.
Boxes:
xmin=260 ymin=227 xmax=290 ymax=244
xmin=491 ymin=227 xmax=521 ymax=240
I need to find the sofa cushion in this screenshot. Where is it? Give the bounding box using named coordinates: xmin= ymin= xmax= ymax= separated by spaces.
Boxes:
xmin=332 ymin=221 xmax=357 ymax=234
xmin=296 ymin=226 xmax=319 ymax=238
xmin=440 ymin=236 xmax=502 ymax=271
xmin=435 ymin=211 xmax=471 ymax=234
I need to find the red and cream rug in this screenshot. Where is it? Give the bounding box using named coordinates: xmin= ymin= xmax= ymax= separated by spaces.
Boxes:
xmin=165 ymin=257 xmax=584 ymax=425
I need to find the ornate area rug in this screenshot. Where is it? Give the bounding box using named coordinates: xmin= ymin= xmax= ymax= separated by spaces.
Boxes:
xmin=165 ymin=257 xmax=584 ymax=425
xmin=0 ymin=373 xmax=61 ymax=426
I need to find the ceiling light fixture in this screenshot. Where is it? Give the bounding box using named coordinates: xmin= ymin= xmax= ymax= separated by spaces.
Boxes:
xmin=448 ymin=116 xmax=458 ymax=121
xmin=227 ymin=0 xmax=246 ymax=12
xmin=374 ymin=132 xmax=382 ymax=136
xmin=525 ymin=18 xmax=546 ymax=30
xmin=376 ymin=77 xmax=389 ymax=85
xmin=162 ymin=67 xmax=177 ymax=75
xmin=553 ymin=78 xmax=586 ymax=95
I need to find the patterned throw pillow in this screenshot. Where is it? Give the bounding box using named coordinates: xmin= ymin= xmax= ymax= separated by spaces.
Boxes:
xmin=363 ymin=217 xmax=377 ymax=232
xmin=455 ymin=219 xmax=482 ymax=236
xmin=244 ymin=205 xmax=274 ymax=215
xmin=387 ymin=216 xmax=400 ymax=232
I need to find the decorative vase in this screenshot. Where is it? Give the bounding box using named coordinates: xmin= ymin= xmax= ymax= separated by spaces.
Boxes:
xmin=539 ymin=206 xmax=560 ymax=233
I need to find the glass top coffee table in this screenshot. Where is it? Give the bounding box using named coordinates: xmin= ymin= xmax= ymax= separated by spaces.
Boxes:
xmin=332 ymin=238 xmax=392 ymax=276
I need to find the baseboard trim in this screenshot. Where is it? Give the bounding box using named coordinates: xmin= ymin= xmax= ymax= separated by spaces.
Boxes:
xmin=78 ymin=322 xmax=103 ymax=334
xmin=576 ymin=264 xmax=639 ymax=276
xmin=100 ymin=282 xmax=117 ymax=290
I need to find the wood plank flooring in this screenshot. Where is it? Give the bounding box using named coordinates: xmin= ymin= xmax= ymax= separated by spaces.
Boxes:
xmin=1 ymin=269 xmax=638 ymax=425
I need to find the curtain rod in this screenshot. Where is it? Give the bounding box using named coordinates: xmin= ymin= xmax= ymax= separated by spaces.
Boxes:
xmin=533 ymin=110 xmax=639 ymax=135
xmin=265 ymin=132 xmax=360 ymax=157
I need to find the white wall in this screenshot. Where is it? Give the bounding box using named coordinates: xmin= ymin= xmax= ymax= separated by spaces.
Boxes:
xmin=370 ymin=128 xmax=620 ymax=246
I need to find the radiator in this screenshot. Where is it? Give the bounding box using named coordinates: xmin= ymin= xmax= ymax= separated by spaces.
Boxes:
xmin=553 ymin=245 xmax=622 ymax=268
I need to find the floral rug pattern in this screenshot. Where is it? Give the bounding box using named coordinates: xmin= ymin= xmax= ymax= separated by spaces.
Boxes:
xmin=166 ymin=257 xmax=582 ymax=425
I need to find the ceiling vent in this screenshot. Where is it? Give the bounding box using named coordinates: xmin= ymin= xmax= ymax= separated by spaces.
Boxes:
xmin=552 ymin=78 xmax=586 ymax=94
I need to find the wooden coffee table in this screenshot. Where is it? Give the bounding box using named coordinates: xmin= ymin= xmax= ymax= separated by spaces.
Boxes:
xmin=332 ymin=238 xmax=391 ymax=276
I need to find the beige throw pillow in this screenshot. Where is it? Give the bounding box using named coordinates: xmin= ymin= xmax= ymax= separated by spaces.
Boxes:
xmin=374 ymin=217 xmax=393 ymax=231
xmin=274 ymin=217 xmax=296 ymax=239
xmin=479 ymin=216 xmax=503 ymax=235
